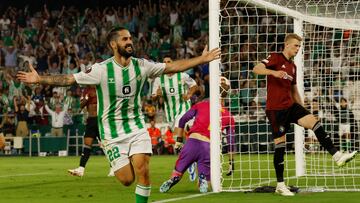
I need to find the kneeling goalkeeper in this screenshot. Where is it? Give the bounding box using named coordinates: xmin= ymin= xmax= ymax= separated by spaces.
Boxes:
xmin=159 ymin=77 xmax=235 ymax=193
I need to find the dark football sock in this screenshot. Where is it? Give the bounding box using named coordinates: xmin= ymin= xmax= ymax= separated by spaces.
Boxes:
xmin=312 ymin=121 xmax=338 ymax=155
xmin=80 ymin=145 xmax=92 ymax=167
xmin=274 ymin=142 xmax=285 ymax=182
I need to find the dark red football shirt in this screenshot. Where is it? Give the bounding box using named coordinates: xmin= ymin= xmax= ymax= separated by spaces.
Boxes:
xmin=261 ymin=53 xmax=297 ymax=110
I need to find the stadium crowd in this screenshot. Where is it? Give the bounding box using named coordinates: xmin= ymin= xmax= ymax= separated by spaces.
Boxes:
xmin=0 ymin=0 xmax=212 ymax=154
xmin=1 ymin=0 xmax=360 ymax=154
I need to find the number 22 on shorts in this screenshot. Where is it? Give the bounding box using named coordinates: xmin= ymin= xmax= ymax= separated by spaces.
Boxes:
xmin=107 ymin=146 xmax=121 ymax=162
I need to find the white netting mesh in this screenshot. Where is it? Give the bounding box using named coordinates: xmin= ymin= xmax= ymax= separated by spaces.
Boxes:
xmin=263 ymin=0 xmax=360 ymax=19
xmin=219 ymin=0 xmax=360 ymax=192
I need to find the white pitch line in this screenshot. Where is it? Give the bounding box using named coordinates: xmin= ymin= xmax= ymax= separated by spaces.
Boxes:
xmin=153 ymin=192 xmax=213 ymax=203
xmin=0 ymin=172 xmax=52 ymax=178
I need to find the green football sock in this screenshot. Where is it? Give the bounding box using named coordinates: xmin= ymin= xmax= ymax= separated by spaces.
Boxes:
xmin=135 ymin=184 xmax=151 ymax=203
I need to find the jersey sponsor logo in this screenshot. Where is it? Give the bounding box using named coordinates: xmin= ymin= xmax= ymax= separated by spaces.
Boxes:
xmin=169 ymin=87 xmax=175 ymax=93
xmin=122 ymin=86 xmax=132 ymax=95
xmin=108 ymin=78 xmax=115 ymax=83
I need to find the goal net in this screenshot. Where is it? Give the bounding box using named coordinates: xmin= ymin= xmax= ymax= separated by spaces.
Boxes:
xmin=212 ymin=0 xmax=360 ymax=192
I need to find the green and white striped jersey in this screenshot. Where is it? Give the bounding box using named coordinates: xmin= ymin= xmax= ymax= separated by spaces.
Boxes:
xmin=152 ymin=72 xmax=196 ymax=124
xmin=74 ymin=57 xmax=165 ymax=142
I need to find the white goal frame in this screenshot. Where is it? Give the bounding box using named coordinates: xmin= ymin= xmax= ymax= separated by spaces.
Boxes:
xmin=210 ymin=0 xmax=360 ymax=192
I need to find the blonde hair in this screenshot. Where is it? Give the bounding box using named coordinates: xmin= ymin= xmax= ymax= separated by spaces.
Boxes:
xmin=284 ymin=33 xmax=302 ymax=42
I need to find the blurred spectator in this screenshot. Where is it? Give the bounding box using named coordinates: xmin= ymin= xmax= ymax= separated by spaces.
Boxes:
xmin=239 ymin=80 xmax=253 ymax=108
xmin=0 ymin=0 xmax=213 ymax=139
xmin=1 ymin=41 xmax=17 ymax=70
xmin=5 ymin=72 xmax=25 ymax=102
xmin=44 ymin=103 xmax=68 ymax=137
xmin=32 ymin=86 xmax=44 ymax=103
xmin=335 ymin=98 xmax=356 ymax=151
xmin=147 ymin=120 xmax=162 ymax=155
xmin=63 ymin=107 xmax=74 ymax=134
xmin=0 ymin=89 xmax=10 ymax=113
xmin=35 ymin=47 xmax=48 ymax=73
xmin=42 ymin=84 xmax=53 ymax=98
xmin=63 ymin=59 xmax=79 ymax=75
xmin=0 ymin=132 xmax=4 ymax=150
xmin=255 ymin=80 xmax=267 ymax=108
xmin=64 ymin=89 xmax=76 ymax=109
xmin=144 ymin=100 xmax=156 ymax=122
xmin=47 ymin=56 xmax=61 ymax=75
xmin=229 ymin=89 xmax=240 ymax=115
xmin=14 ymin=96 xmax=30 ymax=137
xmin=0 ymin=112 xmax=15 ymax=137
xmin=163 ymin=126 xmax=175 ymax=154
xmin=0 ymin=14 xmax=11 ymax=31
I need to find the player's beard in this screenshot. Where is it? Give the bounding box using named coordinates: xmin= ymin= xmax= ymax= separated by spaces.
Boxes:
xmin=117 ymin=44 xmax=134 ymax=59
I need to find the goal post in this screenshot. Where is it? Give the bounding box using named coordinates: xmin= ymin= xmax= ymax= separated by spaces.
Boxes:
xmin=209 ymin=0 xmax=221 ymax=193
xmin=293 ymin=18 xmax=305 ymax=177
xmin=210 ymin=0 xmax=360 ymax=192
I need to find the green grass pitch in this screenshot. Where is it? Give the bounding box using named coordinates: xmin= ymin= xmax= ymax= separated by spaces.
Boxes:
xmin=0 ymin=155 xmax=360 ymax=203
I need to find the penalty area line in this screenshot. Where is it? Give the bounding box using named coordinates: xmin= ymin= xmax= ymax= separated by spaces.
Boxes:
xmin=153 ymin=192 xmax=213 ymax=203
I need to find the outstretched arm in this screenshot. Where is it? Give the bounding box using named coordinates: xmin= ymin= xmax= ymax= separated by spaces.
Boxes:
xmin=17 ymin=63 xmax=76 ymax=86
xmin=163 ymin=45 xmax=221 ymax=74
xmin=44 ymin=104 xmax=54 ymax=114
xmin=39 ymin=75 xmax=76 ymax=86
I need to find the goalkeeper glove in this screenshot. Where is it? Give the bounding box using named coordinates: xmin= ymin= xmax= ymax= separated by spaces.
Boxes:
xmin=226 ymin=159 xmax=234 ymax=176
xmin=174 ymin=142 xmax=184 ymax=153
xmin=174 ymin=136 xmax=184 ymax=153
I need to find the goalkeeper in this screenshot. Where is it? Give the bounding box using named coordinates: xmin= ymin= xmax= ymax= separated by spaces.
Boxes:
xmin=159 ymin=77 xmax=235 ymax=193
xmin=253 ymin=33 xmax=357 ymax=196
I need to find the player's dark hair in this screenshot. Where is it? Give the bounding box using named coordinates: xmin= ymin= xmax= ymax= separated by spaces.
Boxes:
xmin=163 ymin=55 xmax=172 ymax=59
xmin=106 ymin=26 xmax=127 ymax=49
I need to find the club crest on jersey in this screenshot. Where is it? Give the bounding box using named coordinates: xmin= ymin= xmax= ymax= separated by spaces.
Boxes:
xmin=108 ymin=78 xmax=115 ymax=83
xmin=122 ymin=86 xmax=131 ymax=95
xmin=281 ymin=64 xmax=286 ymax=69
